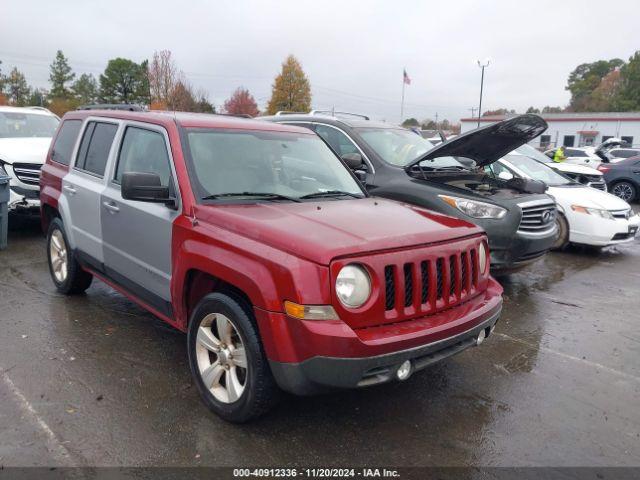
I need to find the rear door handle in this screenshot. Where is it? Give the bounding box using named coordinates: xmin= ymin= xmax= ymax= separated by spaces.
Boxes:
xmin=102 ymin=201 xmax=120 ymax=213
xmin=63 ymin=185 xmax=76 ymax=195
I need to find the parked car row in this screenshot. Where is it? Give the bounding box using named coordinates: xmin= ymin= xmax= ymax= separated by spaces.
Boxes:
xmin=1 ymin=105 xmax=637 ymax=422
xmin=263 ymin=112 xmax=558 ymax=272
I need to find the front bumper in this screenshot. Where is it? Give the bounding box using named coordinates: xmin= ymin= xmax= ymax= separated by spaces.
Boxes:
xmin=8 ymin=185 xmax=40 ymax=214
xmin=570 ymin=214 xmax=640 ymax=246
xmin=256 ymin=279 xmax=503 ymax=395
xmin=488 ymin=227 xmax=557 ymax=272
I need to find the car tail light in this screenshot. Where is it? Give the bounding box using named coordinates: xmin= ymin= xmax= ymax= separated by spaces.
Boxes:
xmin=597 ymin=165 xmax=611 ymax=173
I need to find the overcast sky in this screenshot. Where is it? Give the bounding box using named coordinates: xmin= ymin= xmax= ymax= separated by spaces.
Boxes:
xmin=2 ymin=0 xmax=638 ymax=123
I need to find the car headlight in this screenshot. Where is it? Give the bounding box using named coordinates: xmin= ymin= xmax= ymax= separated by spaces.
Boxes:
xmin=439 ymin=195 xmax=507 ymax=219
xmin=478 ymin=241 xmax=488 ymax=274
xmin=336 ymin=264 xmax=371 ymax=308
xmin=571 ymin=205 xmax=614 ymax=220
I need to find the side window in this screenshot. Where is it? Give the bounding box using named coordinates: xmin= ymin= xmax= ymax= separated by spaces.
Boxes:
xmin=485 ymin=162 xmax=512 ymax=178
xmin=75 ymin=121 xmax=118 ymax=176
xmin=51 ymin=120 xmax=82 ymax=165
xmin=618 ymin=149 xmax=637 ymax=158
xmin=115 ymin=126 xmax=172 ymax=187
xmin=314 ymin=125 xmax=359 ymax=157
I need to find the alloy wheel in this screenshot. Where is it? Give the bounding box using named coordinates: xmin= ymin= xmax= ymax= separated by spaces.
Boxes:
xmin=50 ymin=229 xmax=68 ymax=283
xmin=195 ymin=313 xmax=248 ymax=403
xmin=612 ymin=182 xmax=634 ymax=202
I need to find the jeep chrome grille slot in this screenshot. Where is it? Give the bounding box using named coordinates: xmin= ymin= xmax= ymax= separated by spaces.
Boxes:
xmin=12 ymin=163 xmax=42 ymax=185
xmin=436 ymin=258 xmax=444 ymax=300
xmin=518 ymin=201 xmax=557 ymax=232
xmin=420 ymin=261 xmax=429 ymax=304
xmin=383 ymin=247 xmax=479 ymax=314
xmin=403 ymin=263 xmax=413 ymax=307
xmin=384 ymin=266 xmax=395 ymax=310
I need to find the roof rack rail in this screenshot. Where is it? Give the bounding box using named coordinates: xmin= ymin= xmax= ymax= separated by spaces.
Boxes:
xmin=274 ymin=111 xmax=307 ymax=116
xmin=217 ymin=113 xmax=253 ymax=119
xmin=309 ymin=110 xmax=370 ymax=120
xmin=26 ymin=106 xmax=52 ymax=113
xmin=77 ymin=104 xmax=145 ymax=112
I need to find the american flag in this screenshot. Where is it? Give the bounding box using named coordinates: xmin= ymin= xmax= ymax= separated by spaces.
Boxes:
xmin=403 ymin=69 xmax=411 ymax=85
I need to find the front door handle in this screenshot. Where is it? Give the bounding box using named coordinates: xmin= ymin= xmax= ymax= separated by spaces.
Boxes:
xmin=102 ymin=201 xmax=120 ymax=213
xmin=63 ymin=185 xmax=77 ymax=195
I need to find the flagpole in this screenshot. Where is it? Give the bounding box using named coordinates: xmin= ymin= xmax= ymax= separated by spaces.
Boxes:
xmin=400 ymin=73 xmax=405 ymax=122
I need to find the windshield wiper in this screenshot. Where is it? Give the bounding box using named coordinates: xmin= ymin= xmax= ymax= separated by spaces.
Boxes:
xmin=414 ymin=164 xmax=469 ymax=172
xmin=202 ymin=192 xmax=301 ymax=202
xmin=299 ymin=190 xmax=363 ymax=199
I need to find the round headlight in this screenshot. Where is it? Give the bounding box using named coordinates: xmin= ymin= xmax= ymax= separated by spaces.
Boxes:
xmin=478 ymin=242 xmax=488 ymax=274
xmin=336 ymin=264 xmax=371 ymax=308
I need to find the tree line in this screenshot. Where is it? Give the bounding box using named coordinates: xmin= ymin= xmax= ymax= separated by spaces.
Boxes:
xmin=0 ymin=50 xmax=312 ymax=117
xmin=481 ymin=50 xmax=640 ymax=116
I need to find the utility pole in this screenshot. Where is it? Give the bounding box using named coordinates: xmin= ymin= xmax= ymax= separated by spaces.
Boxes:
xmin=469 ymin=107 xmax=477 ymax=118
xmin=435 ymin=112 xmax=439 ymax=129
xmin=477 ymin=58 xmax=490 ymax=128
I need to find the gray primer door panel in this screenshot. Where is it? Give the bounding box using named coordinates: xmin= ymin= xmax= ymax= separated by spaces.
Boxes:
xmin=100 ymin=124 xmax=179 ymax=302
xmin=100 ymin=193 xmax=177 ymax=301
xmin=62 ymin=171 xmax=106 ymax=262
xmin=63 ymin=121 xmax=119 ymax=262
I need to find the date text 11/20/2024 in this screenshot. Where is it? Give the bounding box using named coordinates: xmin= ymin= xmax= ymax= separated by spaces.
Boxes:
xmin=233 ymin=468 xmax=401 ymax=478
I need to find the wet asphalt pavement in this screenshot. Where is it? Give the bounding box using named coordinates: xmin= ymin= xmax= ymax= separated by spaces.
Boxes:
xmin=1 ymin=218 xmax=639 ymax=468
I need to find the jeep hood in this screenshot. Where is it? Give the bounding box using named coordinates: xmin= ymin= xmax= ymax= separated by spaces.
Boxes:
xmin=0 ymin=137 xmax=52 ymax=165
xmin=196 ymin=198 xmax=482 ymax=265
xmin=407 ymin=114 xmax=548 ymax=169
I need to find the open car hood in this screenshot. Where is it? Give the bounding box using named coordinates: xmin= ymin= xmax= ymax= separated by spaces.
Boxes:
xmin=595 ymin=138 xmax=625 ymax=153
xmin=406 ymin=114 xmax=548 ymax=169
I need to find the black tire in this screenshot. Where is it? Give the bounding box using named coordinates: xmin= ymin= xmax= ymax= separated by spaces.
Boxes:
xmin=46 ymin=217 xmax=93 ymax=295
xmin=610 ymin=181 xmax=637 ymax=202
xmin=552 ymin=213 xmax=570 ymax=251
xmin=187 ymin=292 xmax=280 ymax=423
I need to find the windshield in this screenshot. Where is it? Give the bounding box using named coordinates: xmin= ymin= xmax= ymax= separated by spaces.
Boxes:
xmin=0 ymin=112 xmax=59 ymax=138
xmin=357 ymin=127 xmax=464 ymax=168
xmin=503 ymin=154 xmax=573 ymax=186
xmin=185 ymin=129 xmax=364 ymax=201
xmin=515 ymin=144 xmax=554 ymax=164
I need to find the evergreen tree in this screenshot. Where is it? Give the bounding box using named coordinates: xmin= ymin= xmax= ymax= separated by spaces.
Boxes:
xmin=99 ymin=58 xmax=150 ymax=104
xmin=72 ymin=73 xmax=98 ymax=104
xmin=615 ymin=51 xmax=640 ymax=111
xmin=49 ymin=50 xmax=75 ymax=98
xmin=7 ymin=67 xmax=30 ymax=106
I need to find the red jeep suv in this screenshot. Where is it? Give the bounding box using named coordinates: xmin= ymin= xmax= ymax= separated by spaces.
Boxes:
xmin=40 ymin=110 xmax=503 ymax=422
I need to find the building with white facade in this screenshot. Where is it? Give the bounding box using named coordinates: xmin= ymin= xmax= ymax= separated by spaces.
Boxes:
xmin=460 ymin=112 xmax=640 ymax=149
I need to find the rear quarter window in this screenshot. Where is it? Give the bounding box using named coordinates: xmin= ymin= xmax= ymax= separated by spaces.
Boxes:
xmin=51 ymin=120 xmax=82 ymax=165
xmin=75 ymin=121 xmax=118 ymax=177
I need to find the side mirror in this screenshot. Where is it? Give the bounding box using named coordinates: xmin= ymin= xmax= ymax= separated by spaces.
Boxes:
xmin=341 ymin=153 xmax=364 ymax=170
xmin=354 ymin=170 xmax=367 ymax=183
xmin=498 ymin=171 xmax=514 ymax=181
xmin=121 ymin=172 xmax=173 ymax=206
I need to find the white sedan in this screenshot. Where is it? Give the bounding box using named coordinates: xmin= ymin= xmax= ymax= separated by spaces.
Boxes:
xmin=517 ymin=144 xmax=607 ymax=191
xmin=489 ymin=152 xmax=640 ymax=249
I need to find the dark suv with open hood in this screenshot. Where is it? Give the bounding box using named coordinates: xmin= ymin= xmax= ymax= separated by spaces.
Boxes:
xmin=263 ymin=112 xmax=557 ymax=272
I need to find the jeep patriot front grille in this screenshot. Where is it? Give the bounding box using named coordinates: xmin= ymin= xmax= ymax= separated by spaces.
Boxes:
xmin=383 ymin=245 xmax=479 ymax=314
